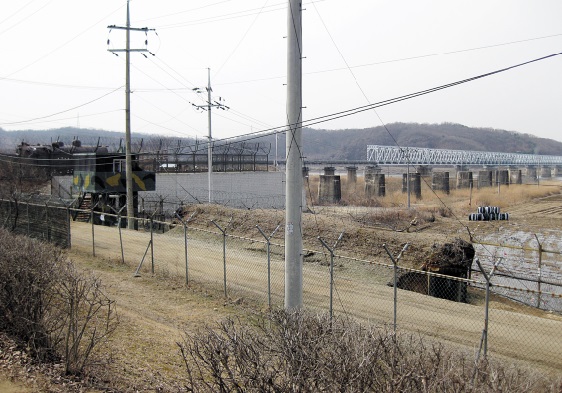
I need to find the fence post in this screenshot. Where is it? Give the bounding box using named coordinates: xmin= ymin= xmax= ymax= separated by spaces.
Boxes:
xmin=256 ymin=223 xmax=281 ymax=309
xmin=91 ymin=203 xmax=95 ymax=257
xmin=118 ymin=206 xmax=126 ymax=264
xmin=45 ymin=203 xmax=51 ymax=242
xmin=27 ymin=203 xmax=30 ymax=236
xmin=66 ymin=204 xmax=71 ymax=248
xmin=383 ymin=243 xmax=410 ymax=333
xmin=318 ymin=232 xmax=345 ymax=321
xmin=212 ymin=220 xmax=229 ymax=298
xmin=90 ymin=199 xmax=101 ymax=257
xmin=534 ymin=234 xmax=542 ymax=308
xmin=150 ymin=216 xmax=154 ymax=274
xmin=176 ymin=211 xmax=198 ymax=287
xmin=133 ymin=240 xmax=153 ymax=277
xmin=475 ymin=257 xmax=503 ymax=361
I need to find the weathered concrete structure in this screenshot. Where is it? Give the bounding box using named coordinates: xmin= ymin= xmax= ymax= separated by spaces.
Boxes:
xmin=540 ymin=166 xmax=552 ymax=178
xmin=456 ymin=171 xmax=473 ymax=189
xmin=478 ymin=170 xmax=493 ymax=188
xmin=365 ymin=174 xmax=385 ymax=198
xmin=526 ymin=166 xmax=537 ymax=182
xmin=417 ymin=165 xmax=432 ymax=177
xmin=509 ymin=168 xmax=522 ymax=185
xmin=497 ymin=169 xmax=509 ymax=186
xmin=318 ymin=174 xmax=341 ymax=204
xmin=402 ymin=172 xmax=422 ymax=199
xmin=432 ymin=172 xmax=450 ymax=194
xmin=323 ymin=166 xmax=336 ymax=176
xmin=346 ymin=166 xmax=357 ymax=184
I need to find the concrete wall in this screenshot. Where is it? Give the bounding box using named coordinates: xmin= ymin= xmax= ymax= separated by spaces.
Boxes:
xmin=142 ymin=172 xmax=286 ymax=209
xmin=53 ymin=172 xmax=286 ymax=210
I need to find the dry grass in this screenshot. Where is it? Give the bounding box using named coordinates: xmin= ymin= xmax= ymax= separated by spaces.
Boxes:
xmin=306 ymin=175 xmax=561 ymax=217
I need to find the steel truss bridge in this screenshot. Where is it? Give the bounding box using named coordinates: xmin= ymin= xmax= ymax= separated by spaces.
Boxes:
xmin=366 ymin=145 xmax=562 ymax=166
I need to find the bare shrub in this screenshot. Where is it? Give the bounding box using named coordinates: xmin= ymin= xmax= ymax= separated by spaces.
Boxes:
xmin=0 ymin=229 xmax=118 ymax=375
xmin=0 ymin=159 xmax=49 ymax=198
xmin=51 ymin=264 xmax=118 ymax=375
xmin=178 ymin=310 xmax=561 ymax=392
xmin=0 ymin=229 xmax=63 ymax=359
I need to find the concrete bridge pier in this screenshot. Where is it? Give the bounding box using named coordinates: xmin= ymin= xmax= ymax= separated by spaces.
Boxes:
xmin=456 ymin=171 xmax=473 ymax=189
xmin=417 ymin=165 xmax=432 ymax=177
xmin=497 ymin=169 xmax=509 ymax=186
xmin=318 ymin=167 xmax=341 ymax=204
xmin=402 ymin=172 xmax=422 ymax=199
xmin=540 ymin=166 xmax=552 ymax=178
xmin=432 ymin=171 xmax=450 ymax=194
xmin=525 ymin=166 xmax=537 ymax=183
xmin=555 ymin=166 xmax=562 ymax=177
xmin=346 ymin=166 xmax=357 ymax=184
xmin=509 ymin=168 xmax=522 ymax=185
xmin=364 ymin=164 xmax=385 ymax=198
xmin=478 ymin=170 xmax=493 ymax=188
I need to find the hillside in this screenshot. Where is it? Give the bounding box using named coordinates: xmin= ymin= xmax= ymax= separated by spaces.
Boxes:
xmin=301 ymin=123 xmax=562 ymax=160
xmin=2 ymin=123 xmax=562 ymax=160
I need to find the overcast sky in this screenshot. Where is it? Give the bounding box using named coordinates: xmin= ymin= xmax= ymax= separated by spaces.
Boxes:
xmin=1 ymin=0 xmax=561 ymax=144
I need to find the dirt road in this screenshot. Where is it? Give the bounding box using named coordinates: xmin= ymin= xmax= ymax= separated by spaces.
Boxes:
xmin=69 ymin=216 xmax=562 ymax=375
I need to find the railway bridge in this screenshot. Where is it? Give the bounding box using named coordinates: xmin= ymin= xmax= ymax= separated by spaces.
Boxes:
xmin=366 ymin=145 xmax=562 ymax=166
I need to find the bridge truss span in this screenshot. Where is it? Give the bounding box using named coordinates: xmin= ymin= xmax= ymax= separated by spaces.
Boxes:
xmin=366 ymin=145 xmax=562 ymax=166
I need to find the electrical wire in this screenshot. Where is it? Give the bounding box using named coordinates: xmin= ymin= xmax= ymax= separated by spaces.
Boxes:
xmin=2 ymin=4 xmax=124 ymax=79
xmin=0 ymin=0 xmax=51 ymax=38
xmin=213 ymin=0 xmax=271 ymax=80
xmin=0 ymin=86 xmax=124 ymax=127
xmin=4 ymin=53 xmax=559 ymax=167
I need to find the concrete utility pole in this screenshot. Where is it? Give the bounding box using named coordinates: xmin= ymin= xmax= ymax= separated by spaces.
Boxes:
xmin=108 ymin=0 xmax=154 ymax=229
xmin=285 ymin=0 xmax=303 ymax=309
xmin=207 ymin=69 xmax=212 ymax=203
xmin=193 ymin=68 xmax=229 ymax=203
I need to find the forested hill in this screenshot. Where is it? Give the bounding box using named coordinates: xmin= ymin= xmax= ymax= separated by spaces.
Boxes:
xmin=1 ymin=123 xmax=562 ymax=161
xmin=301 ymin=123 xmax=562 ymax=161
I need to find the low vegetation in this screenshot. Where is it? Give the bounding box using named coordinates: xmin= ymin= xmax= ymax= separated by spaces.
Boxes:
xmin=0 ymin=229 xmax=117 ymax=375
xmin=179 ymin=310 xmax=561 ymax=392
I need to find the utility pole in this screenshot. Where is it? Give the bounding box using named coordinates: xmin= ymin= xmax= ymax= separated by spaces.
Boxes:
xmin=108 ymin=0 xmax=154 ymax=229
xmin=285 ymin=0 xmax=303 ymax=310
xmin=192 ymin=68 xmax=229 ymax=203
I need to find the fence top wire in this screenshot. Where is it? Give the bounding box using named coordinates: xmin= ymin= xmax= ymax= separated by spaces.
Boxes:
xmin=2 ymin=195 xmax=74 ymax=208
xmin=474 ymin=240 xmax=562 ymax=256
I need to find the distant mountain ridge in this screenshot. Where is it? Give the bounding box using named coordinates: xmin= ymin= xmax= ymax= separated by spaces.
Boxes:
xmin=1 ymin=123 xmax=562 ymax=161
xmin=300 ymin=123 xmax=562 ymax=161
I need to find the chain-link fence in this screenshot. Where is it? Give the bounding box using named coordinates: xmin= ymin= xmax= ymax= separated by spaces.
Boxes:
xmin=0 ymin=196 xmax=72 ymax=248
xmin=65 ymin=208 xmax=562 ymax=373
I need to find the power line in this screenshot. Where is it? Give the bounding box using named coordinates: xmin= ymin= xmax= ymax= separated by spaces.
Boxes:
xmin=4 ymin=53 xmax=559 ymax=167
xmin=0 ymin=87 xmax=123 ymax=126
xmin=1 ymin=4 xmax=124 ymax=79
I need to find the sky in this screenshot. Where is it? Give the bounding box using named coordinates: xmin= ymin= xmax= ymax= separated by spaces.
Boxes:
xmin=1 ymin=0 xmax=561 ymax=144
